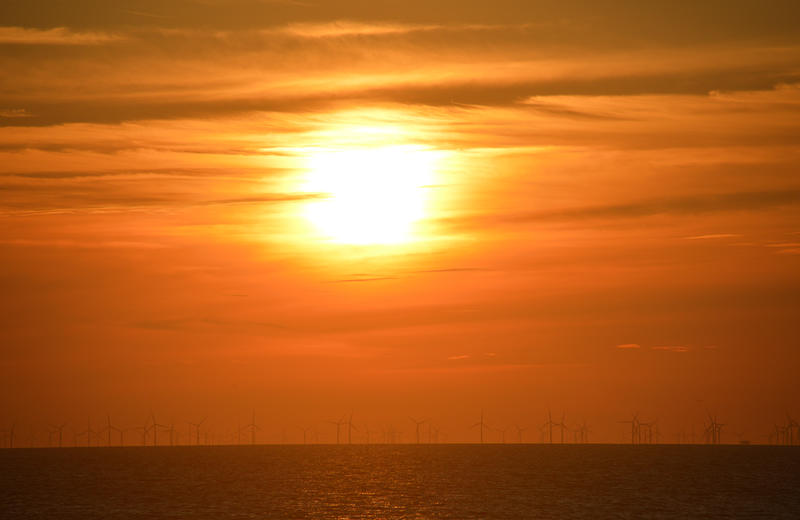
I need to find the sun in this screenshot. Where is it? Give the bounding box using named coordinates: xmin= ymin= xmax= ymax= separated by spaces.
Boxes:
xmin=302 ymin=145 xmax=439 ymax=245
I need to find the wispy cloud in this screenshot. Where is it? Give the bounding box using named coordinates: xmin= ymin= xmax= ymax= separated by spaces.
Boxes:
xmin=443 ymin=189 xmax=800 ymax=230
xmin=0 ymin=27 xmax=124 ymax=45
xmin=616 ymin=343 xmax=641 ymax=349
xmin=652 ymin=346 xmax=691 ymax=353
xmin=277 ymin=21 xmax=446 ymax=38
xmin=684 ymin=233 xmax=742 ymax=240
xmin=766 ymin=242 xmax=800 ymax=254
xmin=0 ymin=108 xmax=31 ymax=118
xmin=329 ymin=277 xmax=399 ymax=283
xmin=765 ymin=242 xmax=800 ymax=248
xmin=0 ymin=239 xmax=167 ymax=249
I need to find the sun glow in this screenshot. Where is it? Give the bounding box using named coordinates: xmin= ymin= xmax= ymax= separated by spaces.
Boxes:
xmin=302 ymin=145 xmax=440 ymax=245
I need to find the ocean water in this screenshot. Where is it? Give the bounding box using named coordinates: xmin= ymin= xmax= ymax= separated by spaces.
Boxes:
xmin=1 ymin=444 xmax=799 ymax=519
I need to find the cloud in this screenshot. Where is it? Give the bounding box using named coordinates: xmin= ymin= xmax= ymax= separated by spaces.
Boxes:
xmin=329 ymin=277 xmax=399 ymax=283
xmin=277 ymin=21 xmax=446 ymax=38
xmin=652 ymin=346 xmax=691 ymax=352
xmin=0 ymin=180 xmax=320 ymax=214
xmin=616 ymin=343 xmax=641 ymax=349
xmin=3 ymin=2 xmax=799 ymax=46
xmin=411 ymin=267 xmax=489 ymax=274
xmin=0 ymin=108 xmax=31 ymax=118
xmin=3 ymin=65 xmax=800 ymax=127
xmin=443 ymin=189 xmax=800 ymax=230
xmin=447 ymin=354 xmax=470 ymax=360
xmin=0 ymin=26 xmax=124 ymax=45
xmin=684 ymin=233 xmax=742 ymax=240
xmin=0 ymin=239 xmax=167 ymax=249
xmin=200 ymin=194 xmax=324 ymax=206
xmin=765 ymin=242 xmax=800 ymax=248
xmin=764 ymin=242 xmax=800 ymax=254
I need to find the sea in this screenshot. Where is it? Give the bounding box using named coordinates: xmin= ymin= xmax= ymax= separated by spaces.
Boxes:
xmin=1 ymin=444 xmax=799 ymax=519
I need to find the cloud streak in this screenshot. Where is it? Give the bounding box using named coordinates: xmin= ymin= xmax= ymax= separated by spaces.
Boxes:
xmin=0 ymin=26 xmax=124 ymax=45
xmin=4 ymin=68 xmax=800 ymax=127
xmin=443 ymin=189 xmax=800 ymax=230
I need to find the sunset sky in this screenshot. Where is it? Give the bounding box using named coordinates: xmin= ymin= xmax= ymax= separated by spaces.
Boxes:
xmin=1 ymin=1 xmax=799 ymax=444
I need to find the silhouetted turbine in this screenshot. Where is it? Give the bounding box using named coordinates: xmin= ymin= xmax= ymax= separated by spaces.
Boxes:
xmin=471 ymin=411 xmax=491 ymax=444
xmin=410 ymin=417 xmax=427 ymax=444
xmin=188 ymin=417 xmax=206 ymax=445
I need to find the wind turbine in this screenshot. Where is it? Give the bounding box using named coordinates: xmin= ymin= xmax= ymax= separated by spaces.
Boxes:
xmin=705 ymin=412 xmax=723 ymax=444
xmin=410 ymin=417 xmax=427 ymax=444
xmin=134 ymin=421 xmax=150 ymax=446
xmin=556 ymin=413 xmax=567 ymax=444
xmin=76 ymin=417 xmax=96 ymax=448
xmin=579 ymin=420 xmax=590 ymax=444
xmin=328 ymin=416 xmax=345 ymax=444
xmin=772 ymin=424 xmax=784 ymax=445
xmin=495 ymin=426 xmax=507 ymax=444
xmin=543 ymin=410 xmax=557 ymax=444
xmin=49 ymin=423 xmax=67 ymax=448
xmin=300 ymin=426 xmax=313 ymax=445
xmin=471 ymin=411 xmax=491 ymax=444
xmin=164 ymin=420 xmax=176 ymax=446
xmin=639 ymin=420 xmax=655 ymax=444
xmin=363 ymin=424 xmax=375 ymax=445
xmin=102 ymin=415 xmax=123 ymax=446
xmin=786 ymin=414 xmax=798 ymax=446
xmin=25 ymin=427 xmax=37 ymax=448
xmin=189 ymin=417 xmax=206 ymax=445
xmin=619 ymin=413 xmax=640 ymax=445
xmin=571 ymin=425 xmax=581 ymax=444
xmin=150 ymin=412 xmax=168 ymax=447
xmin=241 ymin=411 xmax=259 ymax=445
xmin=385 ymin=424 xmax=401 ymax=444
xmin=1 ymin=424 xmax=15 ymax=449
xmin=515 ymin=425 xmax=527 ymax=443
xmin=345 ymin=414 xmax=358 ymax=444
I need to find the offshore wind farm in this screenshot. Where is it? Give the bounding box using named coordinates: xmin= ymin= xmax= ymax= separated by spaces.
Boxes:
xmin=2 ymin=408 xmax=798 ymax=448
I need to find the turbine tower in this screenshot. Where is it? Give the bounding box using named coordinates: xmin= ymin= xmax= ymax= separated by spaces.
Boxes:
xmin=495 ymin=426 xmax=507 ymax=444
xmin=102 ymin=415 xmax=123 ymax=446
xmin=619 ymin=413 xmax=640 ymax=445
xmin=49 ymin=422 xmax=67 ymax=448
xmin=328 ymin=416 xmax=345 ymax=444
xmin=189 ymin=417 xmax=206 ymax=445
xmin=1 ymin=424 xmax=15 ymax=449
xmin=543 ymin=410 xmax=558 ymax=444
xmin=556 ymin=413 xmax=567 ymax=444
xmin=345 ymin=414 xmax=358 ymax=444
xmin=471 ymin=411 xmax=491 ymax=444
xmin=301 ymin=426 xmax=313 ymax=445
xmin=150 ymin=412 xmax=167 ymax=447
xmin=241 ymin=411 xmax=259 ymax=445
xmin=410 ymin=417 xmax=427 ymax=444
xmin=76 ymin=417 xmax=96 ymax=448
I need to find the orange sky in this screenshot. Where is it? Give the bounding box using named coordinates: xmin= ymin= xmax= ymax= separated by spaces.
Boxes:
xmin=1 ymin=1 xmax=799 ymax=445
